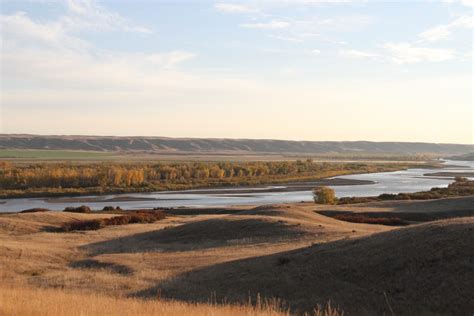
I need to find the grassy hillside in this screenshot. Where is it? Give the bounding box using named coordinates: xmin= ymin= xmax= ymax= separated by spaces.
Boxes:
xmin=0 ymin=149 xmax=113 ymax=160
xmin=1 ymin=134 xmax=473 ymax=156
xmin=157 ymin=217 xmax=474 ymax=315
xmin=0 ymin=198 xmax=472 ymax=315
xmin=449 ymin=152 xmax=474 ymax=161
xmin=0 ymin=285 xmax=294 ymax=316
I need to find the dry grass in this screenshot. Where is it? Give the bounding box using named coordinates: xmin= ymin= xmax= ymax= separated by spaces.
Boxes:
xmin=0 ymin=208 xmax=369 ymax=302
xmin=0 ymin=285 xmax=291 ymax=316
xmin=1 ymin=200 xmax=471 ymax=315
xmin=158 ymin=217 xmax=473 ymax=315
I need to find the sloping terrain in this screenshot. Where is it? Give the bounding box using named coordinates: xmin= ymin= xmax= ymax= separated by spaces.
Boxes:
xmin=0 ymin=206 xmax=389 ymax=301
xmin=450 ymin=152 xmax=474 ymax=161
xmin=1 ymin=134 xmax=473 ymax=155
xmin=83 ymin=206 xmax=388 ymax=254
xmin=345 ymin=196 xmax=474 ymax=213
xmin=314 ymin=196 xmax=474 ymax=224
xmin=155 ymin=217 xmax=474 ymax=315
xmin=83 ymin=215 xmax=322 ymax=254
xmin=0 ymin=204 xmax=472 ymax=315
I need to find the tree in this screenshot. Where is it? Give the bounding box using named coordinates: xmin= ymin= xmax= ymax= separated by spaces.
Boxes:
xmin=313 ymin=186 xmax=336 ymax=205
xmin=454 ymin=176 xmax=468 ymax=183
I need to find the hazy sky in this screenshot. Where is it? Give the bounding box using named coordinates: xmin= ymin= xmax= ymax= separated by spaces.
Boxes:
xmin=1 ymin=0 xmax=473 ymax=143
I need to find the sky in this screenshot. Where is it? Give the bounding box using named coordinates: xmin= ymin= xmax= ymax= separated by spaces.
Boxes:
xmin=0 ymin=0 xmax=473 ymax=144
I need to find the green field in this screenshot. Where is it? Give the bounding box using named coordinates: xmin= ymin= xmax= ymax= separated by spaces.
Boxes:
xmin=0 ymin=150 xmax=113 ymax=160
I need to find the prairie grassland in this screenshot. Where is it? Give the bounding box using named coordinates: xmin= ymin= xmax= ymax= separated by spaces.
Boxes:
xmin=1 ymin=199 xmax=471 ymax=315
xmin=0 ymin=206 xmax=378 ymax=315
xmin=0 ymin=285 xmax=295 ymax=316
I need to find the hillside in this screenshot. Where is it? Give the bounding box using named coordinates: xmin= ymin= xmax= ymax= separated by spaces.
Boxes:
xmin=0 ymin=201 xmax=472 ymax=315
xmin=157 ymin=217 xmax=474 ymax=315
xmin=1 ymin=134 xmax=473 ymax=156
xmin=450 ymin=152 xmax=474 ymax=161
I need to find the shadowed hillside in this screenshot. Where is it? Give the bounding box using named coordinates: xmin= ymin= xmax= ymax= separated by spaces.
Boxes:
xmin=152 ymin=217 xmax=474 ymax=315
xmin=1 ymin=134 xmax=473 ymax=155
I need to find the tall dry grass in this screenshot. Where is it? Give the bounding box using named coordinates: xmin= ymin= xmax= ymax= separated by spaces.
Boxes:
xmin=0 ymin=285 xmax=285 ymax=316
xmin=0 ymin=285 xmax=341 ymax=316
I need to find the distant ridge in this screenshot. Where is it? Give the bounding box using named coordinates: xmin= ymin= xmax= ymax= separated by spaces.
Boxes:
xmin=0 ymin=134 xmax=473 ymax=156
xmin=450 ymin=152 xmax=474 ymax=161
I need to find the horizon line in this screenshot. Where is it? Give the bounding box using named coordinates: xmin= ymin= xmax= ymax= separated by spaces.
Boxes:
xmin=1 ymin=133 xmax=473 ymax=146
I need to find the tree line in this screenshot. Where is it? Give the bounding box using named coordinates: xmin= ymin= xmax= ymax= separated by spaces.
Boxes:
xmin=0 ymin=160 xmax=409 ymax=198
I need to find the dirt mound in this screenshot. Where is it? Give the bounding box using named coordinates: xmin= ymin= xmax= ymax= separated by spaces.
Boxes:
xmin=153 ymin=217 xmax=474 ymax=315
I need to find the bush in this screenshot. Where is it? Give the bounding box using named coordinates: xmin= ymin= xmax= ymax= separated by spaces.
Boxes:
xmin=337 ymin=196 xmax=378 ymax=204
xmin=20 ymin=208 xmax=51 ymax=213
xmin=334 ymin=214 xmax=408 ymax=226
xmin=62 ymin=219 xmax=105 ymax=231
xmin=63 ymin=205 xmax=92 ymax=213
xmin=378 ymin=193 xmax=397 ymax=200
xmin=105 ymin=215 xmax=131 ymax=226
xmin=102 ymin=206 xmax=123 ymax=212
xmin=313 ymin=186 xmax=336 ymax=205
xmin=61 ymin=211 xmax=166 ymax=232
xmin=454 ymin=176 xmax=468 ymax=182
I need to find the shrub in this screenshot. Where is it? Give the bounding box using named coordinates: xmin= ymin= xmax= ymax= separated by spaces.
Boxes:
xmin=102 ymin=206 xmax=123 ymax=212
xmin=378 ymin=193 xmax=397 ymax=200
xmin=454 ymin=176 xmax=468 ymax=182
xmin=63 ymin=205 xmax=92 ymax=213
xmin=334 ymin=214 xmax=408 ymax=226
xmin=126 ymin=211 xmax=166 ymax=224
xmin=105 ymin=215 xmax=131 ymax=226
xmin=20 ymin=208 xmax=51 ymax=213
xmin=337 ymin=196 xmax=378 ymax=204
xmin=62 ymin=219 xmax=105 ymax=231
xmin=313 ymin=186 xmax=336 ymax=205
xmin=61 ymin=211 xmax=166 ymax=232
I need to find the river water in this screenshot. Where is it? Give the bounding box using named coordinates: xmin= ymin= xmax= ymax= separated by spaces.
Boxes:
xmin=1 ymin=160 xmax=472 ymax=213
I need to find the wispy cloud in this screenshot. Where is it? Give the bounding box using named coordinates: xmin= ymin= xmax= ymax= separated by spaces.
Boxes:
xmin=442 ymin=0 xmax=474 ymax=7
xmin=240 ymin=20 xmax=290 ymax=29
xmin=339 ymin=49 xmax=378 ymax=59
xmin=146 ymin=51 xmax=196 ymax=69
xmin=339 ymin=44 xmax=457 ymax=64
xmin=62 ymin=0 xmax=152 ymax=34
xmin=214 ymin=3 xmax=257 ymax=13
xmin=1 ymin=11 xmax=89 ymax=51
xmin=419 ymin=15 xmax=473 ymax=42
xmin=383 ymin=42 xmax=455 ymax=64
xmin=1 ymin=5 xmax=195 ymax=92
xmin=268 ymin=34 xmax=304 ymax=42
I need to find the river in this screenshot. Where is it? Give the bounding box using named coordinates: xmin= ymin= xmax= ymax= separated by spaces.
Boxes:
xmin=1 ymin=160 xmax=473 ymax=213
